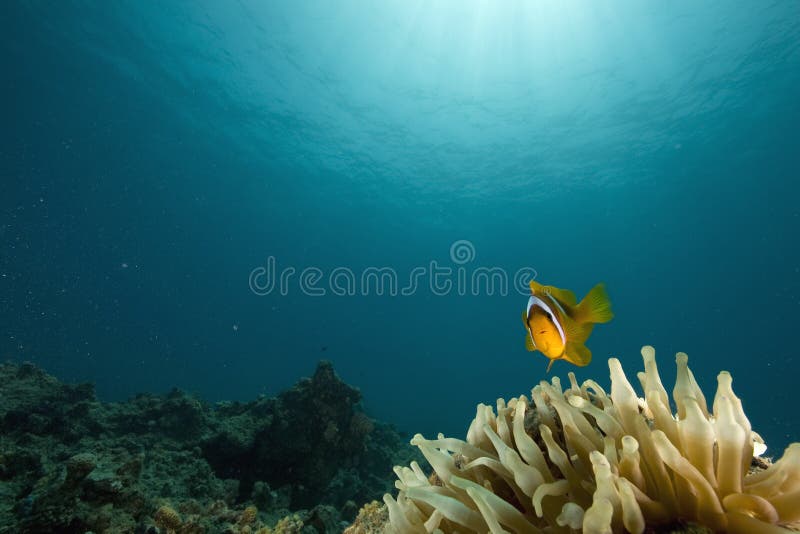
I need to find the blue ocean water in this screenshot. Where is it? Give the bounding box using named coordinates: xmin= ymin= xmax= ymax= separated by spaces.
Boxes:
xmin=2 ymin=0 xmax=798 ymax=456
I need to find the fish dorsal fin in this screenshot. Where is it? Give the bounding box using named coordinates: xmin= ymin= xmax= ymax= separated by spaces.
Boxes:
xmin=531 ymin=280 xmax=574 ymax=300
xmin=529 ymin=280 xmax=546 ymax=295
xmin=525 ymin=331 xmax=536 ymax=352
xmin=521 ymin=310 xmax=528 ymax=326
xmin=575 ymin=283 xmax=614 ymax=324
xmin=564 ymin=342 xmax=592 ymax=366
xmin=544 ymin=286 xmax=578 ymax=307
xmin=530 ymin=280 xmax=573 ymax=302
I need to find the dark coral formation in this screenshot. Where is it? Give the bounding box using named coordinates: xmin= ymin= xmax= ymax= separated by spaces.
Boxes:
xmin=0 ymin=360 xmax=421 ymax=533
xmin=201 ymin=361 xmax=400 ymax=511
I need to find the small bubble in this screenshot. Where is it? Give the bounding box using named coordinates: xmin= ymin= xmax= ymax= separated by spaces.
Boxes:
xmin=232 ymin=324 xmax=239 ymax=331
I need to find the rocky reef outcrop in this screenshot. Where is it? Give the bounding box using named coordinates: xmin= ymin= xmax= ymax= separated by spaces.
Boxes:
xmin=0 ymin=360 xmax=421 ymax=533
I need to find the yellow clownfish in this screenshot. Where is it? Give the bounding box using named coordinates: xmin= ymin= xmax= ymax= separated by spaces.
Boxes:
xmin=522 ymin=280 xmax=613 ymax=372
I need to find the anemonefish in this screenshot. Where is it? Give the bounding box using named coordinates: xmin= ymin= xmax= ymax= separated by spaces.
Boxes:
xmin=522 ymin=280 xmax=613 ymax=372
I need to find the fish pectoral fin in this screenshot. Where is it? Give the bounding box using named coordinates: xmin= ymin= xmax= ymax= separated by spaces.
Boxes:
xmin=575 ymin=283 xmax=614 ymax=324
xmin=564 ymin=342 xmax=592 ymax=367
xmin=525 ymin=331 xmax=537 ymax=352
xmin=563 ymin=314 xmax=595 ymax=345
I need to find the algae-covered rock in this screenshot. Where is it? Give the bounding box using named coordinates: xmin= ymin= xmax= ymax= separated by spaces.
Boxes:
xmin=201 ymin=361 xmax=421 ymax=513
xmin=0 ymin=361 xmax=421 ymax=533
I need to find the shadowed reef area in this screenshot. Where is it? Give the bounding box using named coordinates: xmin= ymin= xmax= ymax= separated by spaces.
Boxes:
xmin=0 ymin=360 xmax=422 ymax=533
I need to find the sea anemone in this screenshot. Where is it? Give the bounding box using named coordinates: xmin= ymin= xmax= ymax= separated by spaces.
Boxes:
xmin=383 ymin=346 xmax=799 ymax=533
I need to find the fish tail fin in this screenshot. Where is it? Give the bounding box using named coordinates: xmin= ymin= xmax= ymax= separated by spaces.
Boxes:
xmin=565 ymin=342 xmax=592 ymax=366
xmin=575 ymin=283 xmax=614 ymax=324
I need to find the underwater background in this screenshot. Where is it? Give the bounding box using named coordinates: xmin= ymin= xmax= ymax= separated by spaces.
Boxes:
xmin=2 ymin=0 xmax=799 ymax=463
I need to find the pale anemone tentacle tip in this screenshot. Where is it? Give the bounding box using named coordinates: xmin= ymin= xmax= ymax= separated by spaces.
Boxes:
xmin=381 ymin=346 xmax=800 ymax=534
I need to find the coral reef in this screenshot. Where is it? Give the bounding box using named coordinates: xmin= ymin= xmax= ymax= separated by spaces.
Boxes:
xmin=0 ymin=360 xmax=421 ymax=533
xmin=342 ymin=500 xmax=388 ymax=534
xmin=201 ymin=361 xmax=409 ymax=511
xmin=381 ymin=347 xmax=799 ymax=533
xmin=154 ymin=505 xmax=182 ymax=533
